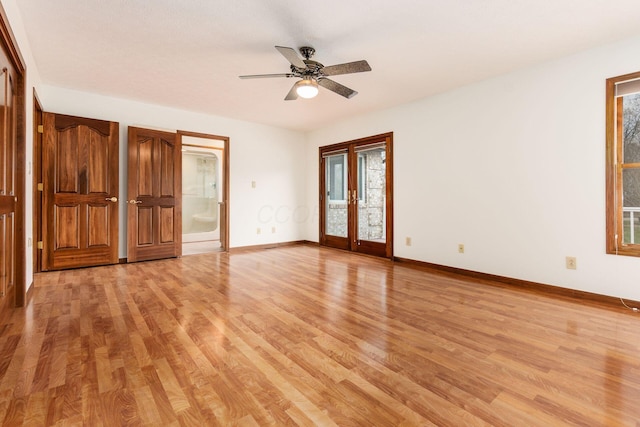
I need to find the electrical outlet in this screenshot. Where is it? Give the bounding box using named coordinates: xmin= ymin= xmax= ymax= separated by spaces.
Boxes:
xmin=256 ymin=227 xmax=261 ymax=234
xmin=406 ymin=237 xmax=412 ymax=246
xmin=458 ymin=244 xmax=464 ymax=254
xmin=272 ymin=227 xmax=276 ymax=233
xmin=566 ymin=256 xmax=577 ymax=270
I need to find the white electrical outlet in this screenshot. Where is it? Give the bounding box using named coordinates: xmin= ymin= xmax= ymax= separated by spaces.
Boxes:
xmin=458 ymin=244 xmax=464 ymax=254
xmin=406 ymin=237 xmax=412 ymax=246
xmin=566 ymin=256 xmax=577 ymax=270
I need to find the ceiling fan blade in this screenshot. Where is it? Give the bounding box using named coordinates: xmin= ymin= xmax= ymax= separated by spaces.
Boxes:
xmin=239 ymin=73 xmax=294 ymax=79
xmin=284 ymin=82 xmax=299 ymax=101
xmin=322 ymin=60 xmax=371 ymax=76
xmin=275 ymin=46 xmax=307 ymax=69
xmin=318 ymin=78 xmax=358 ymax=99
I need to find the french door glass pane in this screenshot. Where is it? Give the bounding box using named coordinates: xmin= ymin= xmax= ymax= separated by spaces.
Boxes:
xmin=325 ymin=153 xmax=347 ymax=237
xmin=356 ymin=146 xmax=386 ymax=243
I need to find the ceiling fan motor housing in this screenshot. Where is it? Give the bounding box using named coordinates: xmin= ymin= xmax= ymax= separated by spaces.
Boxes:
xmin=299 ymin=46 xmax=315 ymax=59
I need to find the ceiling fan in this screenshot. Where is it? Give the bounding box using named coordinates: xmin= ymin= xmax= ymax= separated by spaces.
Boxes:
xmin=239 ymin=46 xmax=371 ymax=100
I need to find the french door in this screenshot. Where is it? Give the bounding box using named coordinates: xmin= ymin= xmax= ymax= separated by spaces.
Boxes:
xmin=320 ymin=133 xmax=393 ymax=258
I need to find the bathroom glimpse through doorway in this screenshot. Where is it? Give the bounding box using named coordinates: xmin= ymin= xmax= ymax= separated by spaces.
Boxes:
xmin=179 ymin=131 xmax=229 ymax=255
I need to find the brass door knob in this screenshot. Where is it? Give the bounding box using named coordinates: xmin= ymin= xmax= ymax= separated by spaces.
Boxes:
xmin=105 ymin=197 xmax=118 ymax=202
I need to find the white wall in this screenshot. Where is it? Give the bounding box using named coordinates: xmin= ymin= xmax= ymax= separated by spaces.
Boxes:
xmin=305 ymin=35 xmax=640 ymax=302
xmin=37 ymin=85 xmax=307 ymax=255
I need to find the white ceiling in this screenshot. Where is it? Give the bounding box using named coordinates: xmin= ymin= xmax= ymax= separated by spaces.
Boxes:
xmin=15 ymin=0 xmax=640 ymax=131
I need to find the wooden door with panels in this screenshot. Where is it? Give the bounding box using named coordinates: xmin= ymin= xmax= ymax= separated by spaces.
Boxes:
xmin=0 ymin=61 xmax=17 ymax=308
xmin=0 ymin=3 xmax=25 ymax=310
xmin=42 ymin=113 xmax=119 ymax=270
xmin=127 ymin=127 xmax=181 ymax=262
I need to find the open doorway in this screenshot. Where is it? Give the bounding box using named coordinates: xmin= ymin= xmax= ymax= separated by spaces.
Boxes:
xmin=179 ymin=131 xmax=229 ymax=255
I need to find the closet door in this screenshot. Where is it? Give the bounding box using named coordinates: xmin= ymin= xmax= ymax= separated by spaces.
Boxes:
xmin=320 ymin=133 xmax=393 ymax=258
xmin=42 ymin=113 xmax=119 ymax=270
xmin=0 ymin=63 xmax=16 ymax=305
xmin=127 ymin=127 xmax=181 ymax=262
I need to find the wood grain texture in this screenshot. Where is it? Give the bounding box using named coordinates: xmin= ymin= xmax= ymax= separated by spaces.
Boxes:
xmin=127 ymin=127 xmax=181 ymax=263
xmin=1 ymin=245 xmax=639 ymax=426
xmin=42 ymin=112 xmax=119 ymax=271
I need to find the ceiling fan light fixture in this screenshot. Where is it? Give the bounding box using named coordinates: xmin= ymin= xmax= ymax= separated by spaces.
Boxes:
xmin=295 ymin=79 xmax=319 ymax=99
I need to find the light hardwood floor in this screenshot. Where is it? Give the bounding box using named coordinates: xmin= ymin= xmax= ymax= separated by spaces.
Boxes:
xmin=0 ymin=245 xmax=638 ymax=426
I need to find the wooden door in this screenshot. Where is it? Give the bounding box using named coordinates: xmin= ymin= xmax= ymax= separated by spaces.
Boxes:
xmin=0 ymin=61 xmax=17 ymax=307
xmin=127 ymin=127 xmax=181 ymax=262
xmin=42 ymin=113 xmax=119 ymax=270
xmin=320 ymin=133 xmax=394 ymax=258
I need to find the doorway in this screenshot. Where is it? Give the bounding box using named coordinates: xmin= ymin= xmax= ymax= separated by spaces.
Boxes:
xmin=320 ymin=132 xmax=393 ymax=258
xmin=179 ymin=131 xmax=229 ymax=255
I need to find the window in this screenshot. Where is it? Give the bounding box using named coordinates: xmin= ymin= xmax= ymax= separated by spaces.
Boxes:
xmin=357 ymin=153 xmax=366 ymax=202
xmin=606 ymin=71 xmax=640 ymax=256
xmin=327 ymin=153 xmax=347 ymax=202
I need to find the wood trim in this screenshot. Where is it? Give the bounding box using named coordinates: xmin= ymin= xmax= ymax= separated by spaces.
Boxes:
xmin=605 ymin=71 xmax=640 ymax=257
xmin=177 ymin=130 xmax=230 ymax=252
xmin=384 ymin=134 xmax=394 ymax=258
xmin=228 ymin=240 xmax=307 ymax=253
xmin=0 ymin=3 xmax=25 ymax=73
xmin=320 ymin=132 xmax=394 ymax=153
xmin=605 ymin=75 xmax=616 ymax=254
xmin=393 ymin=256 xmax=640 ymax=309
xmin=177 ymin=130 xmax=229 ymax=142
xmin=32 ymin=89 xmax=43 ymax=273
xmin=24 ymin=279 xmax=33 ymax=306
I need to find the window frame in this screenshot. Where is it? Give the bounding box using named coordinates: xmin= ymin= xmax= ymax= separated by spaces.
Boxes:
xmin=606 ymin=71 xmax=640 ymax=256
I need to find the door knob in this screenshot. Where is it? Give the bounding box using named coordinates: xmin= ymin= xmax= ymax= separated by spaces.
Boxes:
xmin=105 ymin=197 xmax=118 ymax=202
xmin=128 ymin=199 xmax=143 ymax=204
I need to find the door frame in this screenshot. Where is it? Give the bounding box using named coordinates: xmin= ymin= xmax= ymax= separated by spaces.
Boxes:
xmin=319 ymin=132 xmax=393 ymax=259
xmin=0 ymin=3 xmax=25 ymax=308
xmin=32 ymin=90 xmax=43 ymax=273
xmin=178 ymin=130 xmax=230 ymax=251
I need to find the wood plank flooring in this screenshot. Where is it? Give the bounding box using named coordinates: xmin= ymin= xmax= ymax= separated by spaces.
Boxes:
xmin=0 ymin=245 xmax=639 ymax=426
